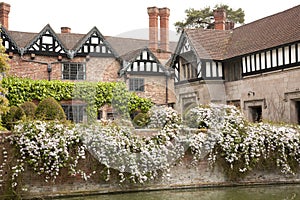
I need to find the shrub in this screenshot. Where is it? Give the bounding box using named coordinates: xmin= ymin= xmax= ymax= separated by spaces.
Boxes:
xmin=133 ymin=112 xmax=149 ymax=128
xmin=2 ymin=106 xmax=25 ymax=130
xmin=35 ymin=97 xmax=66 ymax=121
xmin=20 ymin=101 xmax=37 ymax=120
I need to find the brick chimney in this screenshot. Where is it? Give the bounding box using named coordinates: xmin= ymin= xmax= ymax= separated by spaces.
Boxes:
xmin=0 ymin=2 xmax=10 ymax=29
xmin=61 ymin=27 xmax=71 ymax=33
xmin=225 ymin=21 xmax=235 ymax=30
xmin=147 ymin=7 xmax=159 ymax=50
xmin=159 ymin=7 xmax=170 ymax=52
xmin=213 ymin=8 xmax=226 ymax=30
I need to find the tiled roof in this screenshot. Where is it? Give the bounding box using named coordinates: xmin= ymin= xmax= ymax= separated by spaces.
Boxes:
xmin=57 ymin=33 xmax=85 ymax=50
xmin=4 ymin=5 xmax=299 ymax=61
xmin=5 ymin=27 xmax=177 ymax=58
xmin=225 ymin=4 xmax=300 ymax=58
xmin=7 ymin=30 xmax=36 ymax=48
xmin=119 ymin=48 xmax=144 ymax=63
xmin=7 ymin=30 xmax=86 ymax=50
xmin=106 ymin=36 xmax=149 ymax=56
xmin=106 ymin=36 xmax=177 ymax=56
xmin=185 ymin=29 xmax=232 ymax=60
xmin=185 ymin=5 xmax=300 ymax=60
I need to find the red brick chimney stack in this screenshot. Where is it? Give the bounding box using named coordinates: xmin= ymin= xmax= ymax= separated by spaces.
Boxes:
xmin=147 ymin=7 xmax=159 ymax=50
xmin=61 ymin=27 xmax=71 ymax=33
xmin=225 ymin=21 xmax=235 ymax=30
xmin=0 ymin=2 xmax=10 ymax=29
xmin=213 ymin=8 xmax=226 ymax=30
xmin=159 ymin=7 xmax=170 ymax=52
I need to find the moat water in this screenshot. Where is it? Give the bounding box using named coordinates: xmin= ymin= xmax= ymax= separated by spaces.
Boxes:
xmin=58 ymin=184 xmax=300 ymax=200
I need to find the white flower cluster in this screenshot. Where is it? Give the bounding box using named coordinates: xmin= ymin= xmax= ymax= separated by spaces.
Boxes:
xmin=186 ymin=104 xmax=300 ymax=175
xmin=258 ymin=123 xmax=300 ymax=174
xmin=0 ymin=133 xmax=8 ymax=188
xmin=5 ymin=103 xmax=300 ymax=189
xmin=148 ymin=105 xmax=181 ymax=131
xmin=81 ymin=107 xmax=185 ymax=184
xmin=10 ymin=121 xmax=87 ymax=187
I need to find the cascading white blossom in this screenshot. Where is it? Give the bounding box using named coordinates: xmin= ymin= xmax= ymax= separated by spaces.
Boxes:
xmin=185 ymin=104 xmax=300 ymax=175
xmin=4 ymin=103 xmax=300 ymax=190
xmin=81 ymin=106 xmax=187 ymax=184
xmin=9 ymin=120 xmax=88 ymax=187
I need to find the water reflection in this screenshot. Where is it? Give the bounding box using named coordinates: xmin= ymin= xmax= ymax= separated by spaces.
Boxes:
xmin=60 ymin=184 xmax=300 ymax=200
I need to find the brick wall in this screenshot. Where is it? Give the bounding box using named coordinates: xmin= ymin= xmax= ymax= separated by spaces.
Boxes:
xmin=7 ymin=54 xmax=120 ymax=82
xmin=8 ymin=55 xmax=56 ymax=80
xmin=86 ymin=57 xmax=120 ymax=82
xmin=126 ymin=74 xmax=175 ymax=105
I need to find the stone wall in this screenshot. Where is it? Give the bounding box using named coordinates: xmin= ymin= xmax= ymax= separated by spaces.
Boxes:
xmin=225 ymin=66 xmax=300 ymax=123
xmin=174 ymin=80 xmax=225 ymax=114
xmin=1 ymin=131 xmax=300 ymax=199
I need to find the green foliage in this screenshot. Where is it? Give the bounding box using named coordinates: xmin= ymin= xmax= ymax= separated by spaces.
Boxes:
xmin=128 ymin=93 xmax=153 ymax=114
xmin=133 ymin=113 xmax=149 ymax=128
xmin=19 ymin=101 xmax=37 ymax=120
xmin=0 ymin=38 xmax=10 ymax=126
xmin=2 ymin=106 xmax=25 ymax=130
xmin=0 ymin=39 xmax=10 ymax=73
xmin=175 ymin=4 xmax=245 ymax=32
xmin=0 ymin=86 xmax=9 ymax=122
xmin=1 ymin=76 xmax=153 ymax=122
xmin=35 ymin=97 xmax=66 ymax=121
xmin=1 ymin=77 xmax=74 ymax=105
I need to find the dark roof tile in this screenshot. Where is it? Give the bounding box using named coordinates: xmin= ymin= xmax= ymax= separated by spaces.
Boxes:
xmin=186 ymin=29 xmax=232 ymax=60
xmin=225 ymin=5 xmax=300 ymax=58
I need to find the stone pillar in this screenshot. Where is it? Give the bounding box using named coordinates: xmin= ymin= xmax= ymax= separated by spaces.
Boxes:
xmin=0 ymin=2 xmax=10 ymax=29
xmin=213 ymin=8 xmax=226 ymax=30
xmin=159 ymin=7 xmax=170 ymax=52
xmin=147 ymin=7 xmax=159 ymax=50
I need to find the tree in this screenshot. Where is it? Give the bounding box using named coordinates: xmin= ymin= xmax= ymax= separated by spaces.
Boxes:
xmin=0 ymin=36 xmax=10 ymax=129
xmin=174 ymin=4 xmax=245 ymax=33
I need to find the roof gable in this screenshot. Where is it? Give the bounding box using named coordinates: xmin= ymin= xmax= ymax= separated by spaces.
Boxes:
xmin=120 ymin=47 xmax=166 ymax=75
xmin=0 ymin=26 xmax=19 ymax=53
xmin=73 ymin=27 xmax=118 ymax=58
xmin=23 ymin=24 xmax=68 ymax=56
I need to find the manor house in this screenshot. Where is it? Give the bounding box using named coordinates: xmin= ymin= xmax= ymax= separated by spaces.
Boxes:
xmin=1 ymin=2 xmax=300 ymax=124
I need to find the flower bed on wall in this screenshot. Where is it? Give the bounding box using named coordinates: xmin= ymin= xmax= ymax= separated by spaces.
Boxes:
xmin=1 ymin=104 xmax=300 ymax=197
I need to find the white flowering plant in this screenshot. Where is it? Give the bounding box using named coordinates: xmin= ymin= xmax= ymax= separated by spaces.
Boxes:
xmin=148 ymin=105 xmax=181 ymax=131
xmin=9 ymin=120 xmax=88 ymax=187
xmin=3 ymin=103 xmax=300 ymax=191
xmin=185 ymin=104 xmax=300 ymax=178
xmin=81 ymin=107 xmax=186 ymax=184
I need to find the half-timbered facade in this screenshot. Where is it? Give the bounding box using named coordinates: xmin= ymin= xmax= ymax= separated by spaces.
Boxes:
xmin=120 ymin=47 xmax=175 ymax=105
xmin=171 ymin=5 xmax=300 ymax=124
xmin=0 ymin=3 xmax=175 ymax=122
xmin=1 ymin=2 xmax=300 ymax=124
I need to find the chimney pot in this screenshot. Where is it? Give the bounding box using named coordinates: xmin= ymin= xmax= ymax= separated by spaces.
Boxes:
xmin=0 ymin=2 xmax=10 ymax=29
xmin=61 ymin=27 xmax=71 ymax=33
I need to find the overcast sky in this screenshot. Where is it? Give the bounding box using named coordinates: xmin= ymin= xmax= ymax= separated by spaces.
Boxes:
xmin=4 ymin=0 xmax=300 ymax=40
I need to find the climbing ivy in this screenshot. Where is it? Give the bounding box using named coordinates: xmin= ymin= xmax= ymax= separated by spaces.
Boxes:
xmin=1 ymin=76 xmax=153 ymax=121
